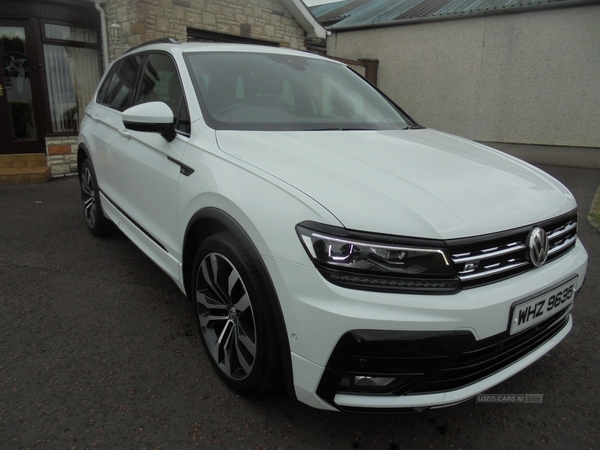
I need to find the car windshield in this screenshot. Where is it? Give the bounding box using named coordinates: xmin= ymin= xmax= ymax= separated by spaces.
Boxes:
xmin=184 ymin=51 xmax=411 ymax=131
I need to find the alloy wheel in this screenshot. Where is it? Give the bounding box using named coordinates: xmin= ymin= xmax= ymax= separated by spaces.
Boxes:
xmin=196 ymin=252 xmax=257 ymax=380
xmin=81 ymin=166 xmax=97 ymax=228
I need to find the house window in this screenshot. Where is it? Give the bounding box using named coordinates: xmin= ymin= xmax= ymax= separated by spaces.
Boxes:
xmin=44 ymin=24 xmax=98 ymax=44
xmin=42 ymin=22 xmax=101 ymax=134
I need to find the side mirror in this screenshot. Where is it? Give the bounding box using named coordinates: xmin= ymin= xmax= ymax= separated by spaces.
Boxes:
xmin=122 ymin=101 xmax=176 ymax=142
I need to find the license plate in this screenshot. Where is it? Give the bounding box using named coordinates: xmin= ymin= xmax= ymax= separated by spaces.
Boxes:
xmin=510 ymin=277 xmax=577 ymax=335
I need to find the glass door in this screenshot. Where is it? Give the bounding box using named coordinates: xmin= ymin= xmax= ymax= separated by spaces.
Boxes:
xmin=0 ymin=21 xmax=44 ymax=154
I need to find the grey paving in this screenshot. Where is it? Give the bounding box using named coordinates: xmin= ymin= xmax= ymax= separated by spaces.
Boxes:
xmin=1 ymin=164 xmax=599 ymax=449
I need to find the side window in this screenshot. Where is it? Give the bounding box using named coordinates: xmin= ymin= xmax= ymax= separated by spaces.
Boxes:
xmin=97 ymin=55 xmax=142 ymax=111
xmin=136 ymin=53 xmax=190 ymax=134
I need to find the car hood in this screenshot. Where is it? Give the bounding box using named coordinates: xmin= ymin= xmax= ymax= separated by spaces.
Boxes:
xmin=215 ymin=129 xmax=576 ymax=239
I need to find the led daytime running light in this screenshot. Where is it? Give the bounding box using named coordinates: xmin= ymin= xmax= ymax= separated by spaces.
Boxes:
xmin=308 ymin=231 xmax=450 ymax=266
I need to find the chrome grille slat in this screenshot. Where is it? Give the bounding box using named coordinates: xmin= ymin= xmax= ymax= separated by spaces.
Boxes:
xmin=547 ymin=220 xmax=577 ymax=240
xmin=548 ymin=235 xmax=577 ymax=255
xmin=451 ymin=243 xmax=525 ymax=264
xmin=481 ymin=247 xmax=499 ymax=253
xmin=458 ymin=261 xmax=529 ymax=281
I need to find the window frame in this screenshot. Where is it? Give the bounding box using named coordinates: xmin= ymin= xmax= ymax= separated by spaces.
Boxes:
xmin=40 ymin=19 xmax=102 ymax=136
xmin=41 ymin=20 xmax=100 ymax=48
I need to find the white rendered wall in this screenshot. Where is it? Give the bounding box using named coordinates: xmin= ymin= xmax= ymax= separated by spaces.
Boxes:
xmin=327 ymin=5 xmax=600 ymax=148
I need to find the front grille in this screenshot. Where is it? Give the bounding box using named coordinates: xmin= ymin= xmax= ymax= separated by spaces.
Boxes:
xmin=408 ymin=307 xmax=571 ymax=394
xmin=448 ymin=211 xmax=578 ymax=288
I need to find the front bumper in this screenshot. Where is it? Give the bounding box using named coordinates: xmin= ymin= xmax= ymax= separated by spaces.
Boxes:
xmin=319 ymin=308 xmax=572 ymax=412
xmin=264 ymin=239 xmax=587 ymax=412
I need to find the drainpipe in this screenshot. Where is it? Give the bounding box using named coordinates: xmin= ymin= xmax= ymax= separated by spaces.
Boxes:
xmin=94 ymin=1 xmax=110 ymax=71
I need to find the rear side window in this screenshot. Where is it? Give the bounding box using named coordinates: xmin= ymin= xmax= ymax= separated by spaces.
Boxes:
xmin=97 ymin=55 xmax=142 ymax=111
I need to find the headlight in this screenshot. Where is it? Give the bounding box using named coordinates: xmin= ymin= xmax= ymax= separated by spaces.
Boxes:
xmin=296 ymin=222 xmax=459 ymax=294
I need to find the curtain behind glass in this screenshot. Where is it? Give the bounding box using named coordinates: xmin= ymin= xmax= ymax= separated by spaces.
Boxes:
xmin=44 ymin=45 xmax=100 ymax=133
xmin=44 ymin=24 xmax=97 ymax=44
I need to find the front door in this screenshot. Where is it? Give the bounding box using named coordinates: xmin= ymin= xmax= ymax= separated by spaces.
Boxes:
xmin=0 ymin=20 xmax=44 ymax=154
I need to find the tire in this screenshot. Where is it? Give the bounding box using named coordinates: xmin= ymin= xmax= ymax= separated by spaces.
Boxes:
xmin=79 ymin=159 xmax=113 ymax=236
xmin=191 ymin=231 xmax=280 ymax=395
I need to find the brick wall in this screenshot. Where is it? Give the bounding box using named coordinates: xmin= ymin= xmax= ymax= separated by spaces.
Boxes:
xmin=46 ymin=137 xmax=78 ymax=177
xmin=106 ymin=0 xmax=308 ymax=60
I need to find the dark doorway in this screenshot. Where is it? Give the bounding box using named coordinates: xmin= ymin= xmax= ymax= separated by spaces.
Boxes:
xmin=0 ymin=19 xmax=44 ymax=154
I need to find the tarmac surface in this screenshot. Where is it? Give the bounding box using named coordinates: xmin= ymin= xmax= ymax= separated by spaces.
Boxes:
xmin=1 ymin=164 xmax=599 ymax=450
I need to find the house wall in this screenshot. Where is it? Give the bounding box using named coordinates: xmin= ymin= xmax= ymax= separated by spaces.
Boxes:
xmin=327 ymin=5 xmax=600 ymax=148
xmin=106 ymin=0 xmax=308 ymax=60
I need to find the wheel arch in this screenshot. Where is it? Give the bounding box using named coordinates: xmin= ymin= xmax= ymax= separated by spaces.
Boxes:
xmin=77 ymin=143 xmax=91 ymax=176
xmin=182 ymin=207 xmax=296 ymax=399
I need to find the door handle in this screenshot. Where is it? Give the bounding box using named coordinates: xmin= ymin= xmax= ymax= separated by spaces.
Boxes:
xmin=91 ymin=115 xmax=100 ymax=123
xmin=119 ymin=129 xmax=131 ymax=139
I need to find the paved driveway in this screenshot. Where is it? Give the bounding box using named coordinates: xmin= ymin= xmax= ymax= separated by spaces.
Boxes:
xmin=1 ymin=164 xmax=599 ymax=449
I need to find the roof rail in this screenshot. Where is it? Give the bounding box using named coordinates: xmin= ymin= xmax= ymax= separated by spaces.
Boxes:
xmin=125 ymin=37 xmax=181 ymax=54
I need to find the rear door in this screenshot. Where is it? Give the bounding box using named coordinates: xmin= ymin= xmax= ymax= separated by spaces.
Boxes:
xmin=89 ymin=53 xmax=143 ymax=211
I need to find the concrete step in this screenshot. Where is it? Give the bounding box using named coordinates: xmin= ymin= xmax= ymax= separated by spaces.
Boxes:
xmin=0 ymin=154 xmax=52 ymax=185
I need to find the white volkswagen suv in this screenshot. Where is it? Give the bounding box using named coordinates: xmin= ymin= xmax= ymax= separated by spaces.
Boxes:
xmin=77 ymin=39 xmax=588 ymax=412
